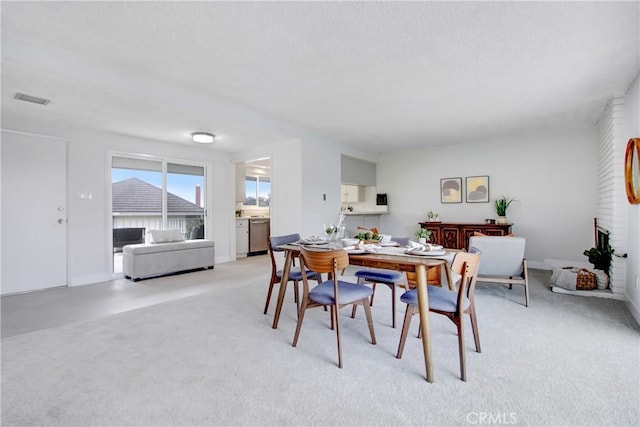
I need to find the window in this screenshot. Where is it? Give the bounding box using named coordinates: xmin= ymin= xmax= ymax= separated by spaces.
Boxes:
xmin=111 ymin=155 xmax=206 ymax=273
xmin=245 ymin=176 xmax=271 ymax=207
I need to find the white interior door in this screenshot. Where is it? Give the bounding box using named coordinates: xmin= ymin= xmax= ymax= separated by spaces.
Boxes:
xmin=1 ymin=131 xmax=67 ymax=295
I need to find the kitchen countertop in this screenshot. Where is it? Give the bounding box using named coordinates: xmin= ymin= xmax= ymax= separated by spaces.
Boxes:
xmin=343 ymin=211 xmax=389 ymax=215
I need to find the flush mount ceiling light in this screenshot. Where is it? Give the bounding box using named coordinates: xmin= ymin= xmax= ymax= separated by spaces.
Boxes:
xmin=192 ymin=132 xmax=215 ymax=144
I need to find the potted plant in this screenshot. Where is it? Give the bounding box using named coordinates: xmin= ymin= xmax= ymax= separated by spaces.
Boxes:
xmin=583 ymin=244 xmax=615 ymax=273
xmin=494 ymin=195 xmax=517 ymax=224
xmin=415 ymin=228 xmax=432 ymax=244
xmin=583 ymin=244 xmax=615 ymax=289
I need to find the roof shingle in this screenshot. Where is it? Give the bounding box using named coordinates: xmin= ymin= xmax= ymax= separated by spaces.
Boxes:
xmin=112 ymin=178 xmax=203 ymax=214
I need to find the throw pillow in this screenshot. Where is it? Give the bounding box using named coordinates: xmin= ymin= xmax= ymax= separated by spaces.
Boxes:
xmin=150 ymin=229 xmax=185 ymax=243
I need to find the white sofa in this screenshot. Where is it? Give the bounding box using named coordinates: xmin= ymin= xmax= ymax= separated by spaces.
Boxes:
xmin=123 ymin=239 xmax=215 ymax=281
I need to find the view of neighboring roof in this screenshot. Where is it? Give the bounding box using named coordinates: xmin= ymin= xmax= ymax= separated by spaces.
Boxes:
xmin=112 ymin=178 xmax=203 ymax=214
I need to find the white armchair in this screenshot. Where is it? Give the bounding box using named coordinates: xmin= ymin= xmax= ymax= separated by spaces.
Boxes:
xmin=467 ymin=235 xmax=529 ymax=307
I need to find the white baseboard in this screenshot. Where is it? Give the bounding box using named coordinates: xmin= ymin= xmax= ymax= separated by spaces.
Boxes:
xmin=69 ymin=273 xmax=115 ymax=287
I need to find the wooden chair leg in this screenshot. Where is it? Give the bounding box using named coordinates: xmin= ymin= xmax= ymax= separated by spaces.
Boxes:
xmin=391 ymin=284 xmax=396 ymax=329
xmin=455 ymin=316 xmax=467 ymax=381
xmin=523 ymin=261 xmax=530 ymax=307
xmin=469 ymin=309 xmax=481 ymax=353
xmin=292 ymin=298 xmax=308 ymax=347
xmin=361 ymin=299 xmax=377 ymax=345
xmin=293 ymin=281 xmax=300 ymax=312
xmin=334 ymin=304 xmax=343 ymax=368
xmin=370 ymin=283 xmax=377 ymax=306
xmin=330 ymin=306 xmax=335 ymax=330
xmin=351 ymin=276 xmax=367 ymax=319
xmin=396 ymin=305 xmax=414 ymax=358
xmin=263 ymin=282 xmax=276 ymax=314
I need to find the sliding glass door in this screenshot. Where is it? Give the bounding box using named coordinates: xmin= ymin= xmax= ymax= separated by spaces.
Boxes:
xmin=167 ymin=163 xmax=205 ymax=239
xmin=111 ymin=155 xmax=206 ymax=273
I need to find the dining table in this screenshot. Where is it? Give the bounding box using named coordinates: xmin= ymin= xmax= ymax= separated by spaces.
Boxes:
xmin=270 ymin=241 xmax=454 ymax=383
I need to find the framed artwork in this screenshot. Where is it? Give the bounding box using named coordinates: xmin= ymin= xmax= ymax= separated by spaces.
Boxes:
xmin=440 ymin=177 xmax=462 ymax=203
xmin=466 ymin=176 xmax=490 ymax=203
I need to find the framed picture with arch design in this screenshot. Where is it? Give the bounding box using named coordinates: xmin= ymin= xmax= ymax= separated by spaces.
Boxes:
xmin=465 ymin=175 xmax=490 ymax=203
xmin=440 ymin=177 xmax=462 ymax=203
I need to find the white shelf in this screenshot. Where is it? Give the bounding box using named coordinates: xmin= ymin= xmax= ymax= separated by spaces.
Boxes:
xmin=344 ymin=211 xmax=389 ymax=216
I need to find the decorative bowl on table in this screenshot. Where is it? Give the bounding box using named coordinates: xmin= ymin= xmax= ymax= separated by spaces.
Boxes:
xmin=341 ymin=238 xmax=360 ymax=247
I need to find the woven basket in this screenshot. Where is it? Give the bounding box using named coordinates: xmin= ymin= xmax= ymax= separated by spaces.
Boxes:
xmin=575 ymin=268 xmax=597 ymax=290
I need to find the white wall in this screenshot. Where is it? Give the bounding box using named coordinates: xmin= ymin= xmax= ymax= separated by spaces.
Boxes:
xmin=300 ymin=139 xmax=344 ymax=238
xmin=624 ymin=75 xmax=640 ymax=322
xmin=377 ymin=126 xmax=599 ymax=268
xmin=66 ymin=128 xmax=231 ymax=286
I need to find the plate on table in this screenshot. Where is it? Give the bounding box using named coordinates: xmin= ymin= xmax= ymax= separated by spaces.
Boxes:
xmin=405 ymin=249 xmax=447 ymax=256
xmin=300 ymin=236 xmax=328 ymax=245
xmin=346 ymin=248 xmax=366 ymax=254
xmin=378 ymin=246 xmax=407 ymax=255
xmin=379 ymin=241 xmax=398 ymax=247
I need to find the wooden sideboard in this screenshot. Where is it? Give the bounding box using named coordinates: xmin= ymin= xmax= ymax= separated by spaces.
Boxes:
xmin=418 ymin=222 xmax=513 ymax=250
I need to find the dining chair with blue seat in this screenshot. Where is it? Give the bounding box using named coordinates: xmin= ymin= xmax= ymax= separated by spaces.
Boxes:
xmin=396 ymin=250 xmax=481 ymax=381
xmin=293 ymin=246 xmax=377 ymax=368
xmin=350 ymin=236 xmax=410 ymax=328
xmin=264 ymin=233 xmax=322 ymax=315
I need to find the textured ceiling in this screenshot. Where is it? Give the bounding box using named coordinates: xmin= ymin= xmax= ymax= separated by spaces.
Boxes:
xmin=2 ymin=1 xmax=638 ymax=154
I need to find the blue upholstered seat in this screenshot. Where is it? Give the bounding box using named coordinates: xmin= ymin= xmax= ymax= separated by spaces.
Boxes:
xmin=277 ymin=267 xmax=310 ymax=281
xmin=400 ymin=286 xmax=470 ymax=312
xmin=351 ymin=240 xmax=410 ymax=328
xmin=355 ymin=269 xmax=405 ymax=283
xmin=310 ymin=280 xmax=374 ymax=305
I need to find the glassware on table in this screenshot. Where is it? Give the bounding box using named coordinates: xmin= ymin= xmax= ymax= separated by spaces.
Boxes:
xmin=324 ymin=223 xmax=337 ymax=242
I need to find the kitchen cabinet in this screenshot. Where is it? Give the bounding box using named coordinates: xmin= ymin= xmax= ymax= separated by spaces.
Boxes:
xmin=418 ymin=222 xmax=512 ymax=250
xmin=341 ymin=184 xmax=363 ymax=203
xmin=236 ymin=218 xmax=249 ymax=258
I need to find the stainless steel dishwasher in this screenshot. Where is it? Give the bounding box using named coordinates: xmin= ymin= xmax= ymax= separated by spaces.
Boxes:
xmin=249 ymin=218 xmax=270 ymax=254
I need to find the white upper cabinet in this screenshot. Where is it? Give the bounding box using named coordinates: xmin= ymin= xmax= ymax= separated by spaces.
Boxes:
xmin=341 ymin=184 xmax=363 ymax=203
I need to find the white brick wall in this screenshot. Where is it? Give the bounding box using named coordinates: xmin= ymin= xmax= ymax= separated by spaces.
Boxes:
xmin=596 ymin=97 xmax=629 ymax=294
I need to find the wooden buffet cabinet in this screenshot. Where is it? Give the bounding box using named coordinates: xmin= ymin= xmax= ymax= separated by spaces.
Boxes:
xmin=419 ymin=222 xmax=512 ymax=250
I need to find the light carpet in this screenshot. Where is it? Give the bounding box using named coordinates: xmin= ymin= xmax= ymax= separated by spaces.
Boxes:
xmin=2 ymin=269 xmax=639 ymax=426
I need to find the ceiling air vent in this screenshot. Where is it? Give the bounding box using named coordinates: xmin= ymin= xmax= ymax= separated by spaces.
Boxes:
xmin=14 ymin=92 xmax=50 ymax=105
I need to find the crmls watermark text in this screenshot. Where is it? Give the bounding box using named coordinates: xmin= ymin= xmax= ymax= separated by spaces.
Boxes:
xmin=466 ymin=412 xmax=518 ymax=425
